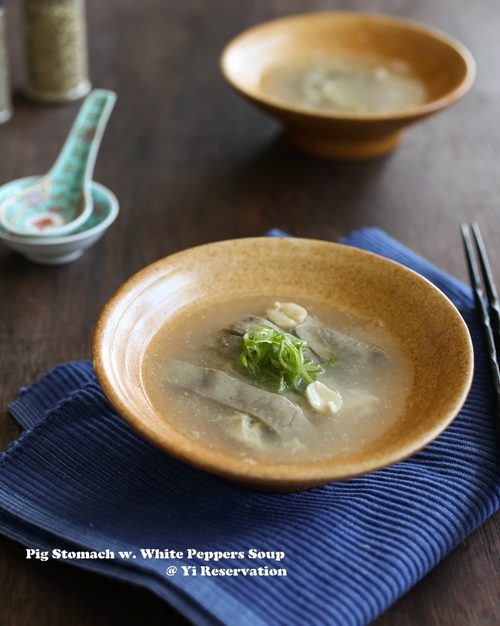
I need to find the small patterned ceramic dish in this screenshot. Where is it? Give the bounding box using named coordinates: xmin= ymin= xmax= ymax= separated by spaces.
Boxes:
xmin=0 ymin=177 xmax=118 ymax=264
xmin=0 ymin=90 xmax=116 ymax=237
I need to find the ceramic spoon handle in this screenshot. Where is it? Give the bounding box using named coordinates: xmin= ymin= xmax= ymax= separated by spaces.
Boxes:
xmin=49 ymin=89 xmax=117 ymax=188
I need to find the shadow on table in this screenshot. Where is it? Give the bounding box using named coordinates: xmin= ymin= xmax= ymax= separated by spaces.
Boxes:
xmin=218 ymin=133 xmax=395 ymax=240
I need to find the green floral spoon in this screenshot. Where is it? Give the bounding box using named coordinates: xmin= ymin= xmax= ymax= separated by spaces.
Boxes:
xmin=0 ymin=89 xmax=116 ymax=236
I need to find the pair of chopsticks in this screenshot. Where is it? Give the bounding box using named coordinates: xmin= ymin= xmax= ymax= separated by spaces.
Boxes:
xmin=461 ymin=222 xmax=500 ymax=438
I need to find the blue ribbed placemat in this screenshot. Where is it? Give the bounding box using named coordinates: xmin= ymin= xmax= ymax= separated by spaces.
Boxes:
xmin=1 ymin=228 xmax=499 ymax=626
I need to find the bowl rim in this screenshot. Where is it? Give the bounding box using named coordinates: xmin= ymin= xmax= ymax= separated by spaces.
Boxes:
xmin=0 ymin=177 xmax=119 ymax=245
xmin=220 ymin=11 xmax=476 ymax=122
xmin=92 ymin=237 xmax=474 ymax=488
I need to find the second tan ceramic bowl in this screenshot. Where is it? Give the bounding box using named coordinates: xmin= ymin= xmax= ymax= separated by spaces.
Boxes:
xmin=93 ymin=238 xmax=473 ymax=492
xmin=221 ymin=12 xmax=476 ymax=159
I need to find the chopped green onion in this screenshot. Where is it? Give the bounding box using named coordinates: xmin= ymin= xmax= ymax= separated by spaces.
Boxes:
xmin=234 ymin=325 xmax=324 ymax=395
xmin=322 ymin=355 xmax=340 ymax=366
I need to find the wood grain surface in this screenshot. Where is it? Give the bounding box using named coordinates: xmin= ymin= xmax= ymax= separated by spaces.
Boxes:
xmin=1 ymin=0 xmax=500 ymax=624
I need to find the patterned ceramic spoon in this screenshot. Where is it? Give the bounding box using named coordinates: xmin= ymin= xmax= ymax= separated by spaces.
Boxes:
xmin=0 ymin=89 xmax=116 ymax=237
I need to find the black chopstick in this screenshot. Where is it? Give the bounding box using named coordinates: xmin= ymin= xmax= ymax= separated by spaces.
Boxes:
xmin=471 ymin=222 xmax=500 ymax=358
xmin=461 ymin=223 xmax=500 ymax=439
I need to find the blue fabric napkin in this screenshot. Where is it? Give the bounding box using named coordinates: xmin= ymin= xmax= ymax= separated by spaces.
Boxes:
xmin=1 ymin=228 xmax=499 ymax=626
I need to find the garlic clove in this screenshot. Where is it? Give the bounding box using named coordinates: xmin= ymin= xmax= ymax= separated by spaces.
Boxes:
xmin=267 ymin=302 xmax=307 ymax=329
xmin=306 ymin=381 xmax=343 ymax=415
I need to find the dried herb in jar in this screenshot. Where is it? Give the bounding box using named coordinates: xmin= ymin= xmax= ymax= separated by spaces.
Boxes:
xmin=24 ymin=0 xmax=91 ymax=103
xmin=0 ymin=2 xmax=12 ymax=123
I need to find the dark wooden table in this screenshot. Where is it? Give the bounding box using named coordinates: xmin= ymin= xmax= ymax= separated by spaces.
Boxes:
xmin=1 ymin=0 xmax=500 ymax=624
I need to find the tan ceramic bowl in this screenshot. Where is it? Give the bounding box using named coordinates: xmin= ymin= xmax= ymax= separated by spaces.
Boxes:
xmin=93 ymin=238 xmax=473 ymax=492
xmin=221 ymin=12 xmax=475 ymax=159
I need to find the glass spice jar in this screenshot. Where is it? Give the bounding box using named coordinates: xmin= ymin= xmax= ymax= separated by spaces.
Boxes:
xmin=24 ymin=0 xmax=91 ymax=103
xmin=0 ymin=1 xmax=12 ymax=123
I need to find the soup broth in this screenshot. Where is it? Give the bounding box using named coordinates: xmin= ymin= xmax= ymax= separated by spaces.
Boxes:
xmin=260 ymin=56 xmax=428 ymax=114
xmin=142 ymin=296 xmax=413 ymax=464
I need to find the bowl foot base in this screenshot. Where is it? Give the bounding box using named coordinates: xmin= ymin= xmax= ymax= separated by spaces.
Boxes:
xmin=286 ymin=129 xmax=403 ymax=160
xmin=25 ymin=249 xmax=84 ymax=265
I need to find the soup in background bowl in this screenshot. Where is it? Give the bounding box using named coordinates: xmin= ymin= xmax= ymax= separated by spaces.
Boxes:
xmin=92 ymin=237 xmax=473 ymax=492
xmin=220 ymin=12 xmax=475 ymax=159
